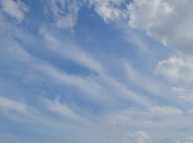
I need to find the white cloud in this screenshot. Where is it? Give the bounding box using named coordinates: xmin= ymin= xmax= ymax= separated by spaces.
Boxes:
xmin=105 ymin=76 xmax=152 ymax=107
xmin=149 ymin=106 xmax=182 ymax=117
xmin=103 ymin=106 xmax=182 ymax=128
xmin=39 ymin=62 xmax=152 ymax=107
xmin=0 ymin=0 xmax=29 ymax=22
xmin=47 ymin=0 xmax=84 ymax=28
xmin=42 ymin=97 xmax=94 ymax=127
xmin=0 ymin=96 xmax=27 ymax=114
xmin=128 ymin=0 xmax=193 ymax=54
xmin=89 ymin=0 xmax=128 ymax=22
xmin=172 ymin=87 xmax=193 ymax=102
xmin=0 ymin=29 xmax=103 ymax=101
xmin=38 ymin=62 xmax=150 ymax=107
xmin=36 ymin=63 xmax=103 ymax=99
xmin=128 ymin=0 xmax=193 ymax=83
xmin=128 ymin=131 xmax=149 ymax=143
xmin=0 ymin=25 xmax=152 ymax=108
xmin=123 ymin=61 xmax=167 ymax=96
xmin=156 ymin=56 xmax=193 ymax=82
xmin=39 ymin=28 xmax=104 ymax=74
xmin=43 ymin=96 xmax=78 ymax=120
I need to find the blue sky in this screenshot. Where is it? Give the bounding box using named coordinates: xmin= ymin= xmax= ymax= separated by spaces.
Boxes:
xmin=1 ymin=0 xmax=193 ymax=143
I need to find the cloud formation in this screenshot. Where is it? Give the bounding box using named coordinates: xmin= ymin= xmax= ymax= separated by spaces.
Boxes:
xmin=0 ymin=96 xmax=27 ymax=114
xmin=45 ymin=0 xmax=85 ymax=28
xmin=149 ymin=106 xmax=182 ymax=117
xmin=172 ymin=87 xmax=193 ymax=102
xmin=103 ymin=106 xmax=182 ymax=128
xmin=128 ymin=0 xmax=193 ymax=54
xmin=43 ymin=97 xmax=79 ymax=119
xmin=90 ymin=0 xmax=128 ymax=22
xmin=1 ymin=0 xmax=193 ymax=142
xmin=0 ymin=0 xmax=28 ymax=22
xmin=156 ymin=56 xmax=193 ymax=82
xmin=128 ymin=0 xmax=193 ymax=83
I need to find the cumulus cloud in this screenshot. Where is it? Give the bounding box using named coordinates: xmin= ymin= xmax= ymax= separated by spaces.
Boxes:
xmin=89 ymin=0 xmax=128 ymax=22
xmin=128 ymin=0 xmax=193 ymax=83
xmin=128 ymin=0 xmax=193 ymax=82
xmin=0 ymin=0 xmax=29 ymax=22
xmin=155 ymin=56 xmax=193 ymax=82
xmin=128 ymin=0 xmax=193 ymax=54
xmin=128 ymin=131 xmax=149 ymax=143
xmin=46 ymin=0 xmax=84 ymax=28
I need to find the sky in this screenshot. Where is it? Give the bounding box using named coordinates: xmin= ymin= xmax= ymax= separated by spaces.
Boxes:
xmin=1 ymin=0 xmax=193 ymax=143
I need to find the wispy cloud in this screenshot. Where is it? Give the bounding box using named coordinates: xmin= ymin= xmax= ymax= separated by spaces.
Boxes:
xmin=0 ymin=0 xmax=29 ymax=22
xmin=103 ymin=106 xmax=182 ymax=128
xmin=1 ymin=0 xmax=193 ymax=142
xmin=0 ymin=96 xmax=27 ymax=114
xmin=123 ymin=61 xmax=168 ymax=96
xmin=39 ymin=28 xmax=104 ymax=74
xmin=44 ymin=0 xmax=85 ymax=28
xmin=172 ymin=87 xmax=193 ymax=102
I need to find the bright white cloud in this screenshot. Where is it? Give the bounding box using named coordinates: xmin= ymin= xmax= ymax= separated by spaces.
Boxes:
xmin=128 ymin=0 xmax=193 ymax=54
xmin=155 ymin=56 xmax=193 ymax=82
xmin=89 ymin=0 xmax=128 ymax=22
xmin=128 ymin=131 xmax=149 ymax=143
xmin=0 ymin=0 xmax=29 ymax=22
xmin=128 ymin=0 xmax=193 ymax=83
